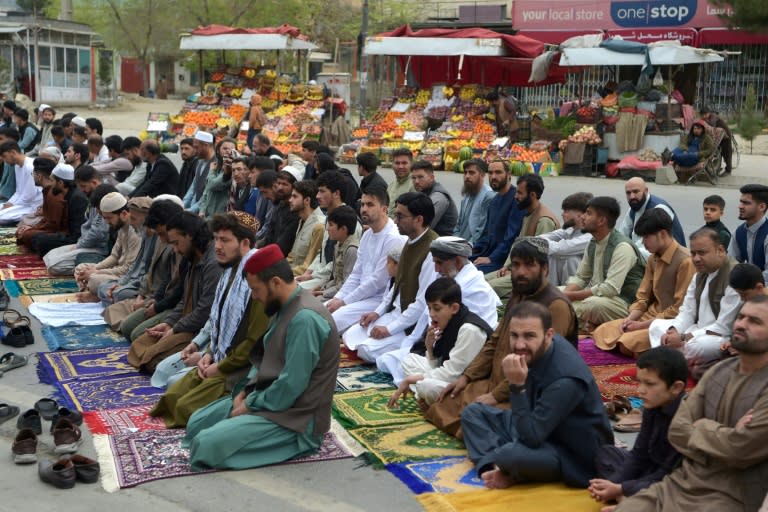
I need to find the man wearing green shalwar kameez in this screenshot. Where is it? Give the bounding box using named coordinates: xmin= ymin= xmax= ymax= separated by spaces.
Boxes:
xmin=150 ymin=212 xmax=268 ymax=427
xmin=183 ymin=244 xmax=340 ymax=471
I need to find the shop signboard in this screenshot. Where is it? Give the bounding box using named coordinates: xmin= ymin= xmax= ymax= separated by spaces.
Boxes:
xmin=512 ymin=0 xmax=732 ymax=30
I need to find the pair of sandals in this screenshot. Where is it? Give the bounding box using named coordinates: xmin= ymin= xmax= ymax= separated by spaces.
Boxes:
xmin=605 ymin=395 xmax=643 ymax=433
xmin=2 ymin=309 xmax=33 ymax=348
xmin=0 ymin=351 xmax=29 ymax=377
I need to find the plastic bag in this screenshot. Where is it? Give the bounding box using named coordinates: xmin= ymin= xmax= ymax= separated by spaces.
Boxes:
xmin=653 ymin=69 xmax=664 ymax=87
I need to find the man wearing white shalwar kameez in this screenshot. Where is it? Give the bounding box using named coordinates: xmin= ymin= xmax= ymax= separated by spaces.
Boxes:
xmin=649 ymin=228 xmax=741 ymax=374
xmin=376 ymin=237 xmax=501 ymax=384
xmin=325 ymin=189 xmax=405 ymax=332
xmin=0 ymin=142 xmax=42 ymax=223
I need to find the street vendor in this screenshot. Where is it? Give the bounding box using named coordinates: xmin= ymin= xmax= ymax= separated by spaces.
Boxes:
xmin=670 ymin=120 xmax=714 ymax=168
xmin=486 ymin=88 xmax=518 ymax=139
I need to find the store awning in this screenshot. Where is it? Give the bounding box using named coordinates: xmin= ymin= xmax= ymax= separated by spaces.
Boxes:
xmin=0 ymin=26 xmax=24 ymax=34
xmin=179 ymin=24 xmax=317 ymax=51
xmin=515 ymin=30 xmax=603 ymax=46
xmin=698 ymin=28 xmax=768 ymax=46
xmin=559 ymin=43 xmax=724 ymax=66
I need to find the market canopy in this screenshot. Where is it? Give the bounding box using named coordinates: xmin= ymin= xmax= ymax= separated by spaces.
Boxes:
xmin=559 ymin=41 xmax=724 ymax=66
xmin=180 ymin=24 xmax=318 ymax=51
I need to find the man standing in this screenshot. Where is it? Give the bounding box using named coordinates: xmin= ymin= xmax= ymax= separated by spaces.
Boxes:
xmin=182 ymin=245 xmax=340 ymax=471
xmin=649 ymin=228 xmax=741 ymax=377
xmin=729 ymin=184 xmax=768 ymax=283
xmin=131 ymin=139 xmax=179 ymax=198
xmin=701 ymin=105 xmax=733 ymax=175
xmin=150 ymin=213 xmax=269 ymax=427
xmin=343 ymin=192 xmax=438 ymax=362
xmin=326 ymin=188 xmax=404 ymax=332
xmin=176 ymin=137 xmax=197 ymax=199
xmin=594 ymin=208 xmax=695 ymax=357
xmin=471 ymin=159 xmax=524 ymax=273
xmin=387 ymin=148 xmax=414 ymax=219
xmin=256 ymin=170 xmax=300 ymax=257
xmin=286 ymin=180 xmax=325 ymax=276
xmin=0 ymin=140 xmax=42 ymax=223
xmin=128 ymin=212 xmax=223 ymax=373
xmin=539 ymin=192 xmax=593 ymax=286
xmin=411 ymin=160 xmax=458 ymax=236
xmin=619 ymin=177 xmax=686 ymax=258
xmin=461 ymin=302 xmax=613 ymax=489
xmin=616 ymin=295 xmax=768 ymax=511
xmin=454 ymin=158 xmax=494 ymax=246
xmin=564 ymin=196 xmax=645 ymax=333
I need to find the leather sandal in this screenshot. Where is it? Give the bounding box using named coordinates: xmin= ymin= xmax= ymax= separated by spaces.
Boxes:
xmin=614 ymin=409 xmax=643 ymax=433
xmin=3 ymin=309 xmax=30 ymax=329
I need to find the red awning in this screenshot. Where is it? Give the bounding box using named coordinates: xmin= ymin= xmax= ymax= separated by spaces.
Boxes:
xmin=698 ymin=28 xmax=768 ymax=46
xmin=190 ymin=24 xmax=309 ymax=41
xmin=515 ymin=30 xmax=603 ymax=46
xmin=606 ymin=28 xmax=699 ymax=47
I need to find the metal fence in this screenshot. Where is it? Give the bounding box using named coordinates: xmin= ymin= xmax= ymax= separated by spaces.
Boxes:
xmin=697 ymin=44 xmax=768 ymax=117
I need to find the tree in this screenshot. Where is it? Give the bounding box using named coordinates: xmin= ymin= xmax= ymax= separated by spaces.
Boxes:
xmin=708 ymin=0 xmax=768 ymax=32
xmin=735 ymin=84 xmax=766 ymax=154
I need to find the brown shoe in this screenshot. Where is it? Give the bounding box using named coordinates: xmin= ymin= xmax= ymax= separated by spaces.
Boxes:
xmin=71 ymin=454 xmax=101 ymax=483
xmin=52 ymin=418 xmax=82 ymax=454
xmin=12 ymin=428 xmax=37 ymax=464
xmin=38 ymin=458 xmax=76 ymax=489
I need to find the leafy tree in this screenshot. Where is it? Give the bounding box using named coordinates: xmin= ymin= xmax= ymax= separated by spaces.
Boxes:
xmin=735 ymin=84 xmax=766 ymax=154
xmin=16 ymin=0 xmax=52 ymax=15
xmin=708 ymin=0 xmax=768 ymax=32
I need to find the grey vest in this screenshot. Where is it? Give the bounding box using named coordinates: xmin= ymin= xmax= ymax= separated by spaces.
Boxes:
xmin=245 ymin=288 xmax=339 ymax=436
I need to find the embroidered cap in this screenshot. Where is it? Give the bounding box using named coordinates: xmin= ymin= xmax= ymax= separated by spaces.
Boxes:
xmin=430 ymin=236 xmax=473 ymax=259
xmin=511 ymin=236 xmax=549 ymax=256
xmin=244 ymin=244 xmax=284 ymax=274
xmin=229 ymin=210 xmax=258 ymax=232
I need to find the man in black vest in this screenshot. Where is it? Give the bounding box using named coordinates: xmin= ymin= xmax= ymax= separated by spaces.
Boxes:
xmin=729 ymin=184 xmax=768 ymax=284
xmin=619 ymin=177 xmax=685 ymax=259
xmin=461 ymin=301 xmax=612 ymax=489
xmin=411 ymin=160 xmax=458 ymax=236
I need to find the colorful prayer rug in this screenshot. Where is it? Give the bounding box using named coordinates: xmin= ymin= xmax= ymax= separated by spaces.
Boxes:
xmin=333 ymin=389 xmax=423 ymax=428
xmin=339 ymin=345 xmax=366 ymax=368
xmin=336 ymin=366 xmax=395 ymax=392
xmin=590 ymin=364 xmax=639 ymax=399
xmin=0 ymin=239 xmax=29 ymax=255
xmin=37 ymin=347 xmax=138 ymax=384
xmin=53 ymin=374 xmax=163 ymax=412
xmin=416 ymin=485 xmax=602 ymax=512
xmin=94 ymin=423 xmax=358 ymax=491
xmin=41 ymin=324 xmax=129 ymax=351
xmin=4 ymin=277 xmax=78 ymax=297
xmin=19 ymin=292 xmax=79 ymax=308
xmin=579 ymin=338 xmax=635 ymax=366
xmin=0 ymin=267 xmax=50 ymax=280
xmin=347 ymin=422 xmax=466 ymax=467
xmin=83 ymin=405 xmax=166 ymax=435
xmin=387 ymin=456 xmax=483 ymax=494
xmin=0 ymin=253 xmax=46 ymax=267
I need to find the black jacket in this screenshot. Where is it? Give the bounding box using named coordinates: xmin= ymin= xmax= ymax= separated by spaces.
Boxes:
xmin=130 ymin=154 xmax=179 ymax=198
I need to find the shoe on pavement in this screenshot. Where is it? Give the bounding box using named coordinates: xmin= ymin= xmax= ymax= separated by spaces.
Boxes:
xmin=12 ymin=428 xmax=37 ymax=464
xmin=34 ymin=397 xmax=58 ymax=420
xmin=49 ymin=407 xmax=83 ymax=433
xmin=52 ymin=418 xmax=82 ymax=454
xmin=71 ymin=454 xmax=100 ymax=483
xmin=16 ymin=409 xmax=42 ymax=435
xmin=38 ymin=458 xmax=76 ymax=489
xmin=0 ymin=403 xmax=20 ymax=425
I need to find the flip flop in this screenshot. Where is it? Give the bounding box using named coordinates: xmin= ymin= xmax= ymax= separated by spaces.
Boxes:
xmin=34 ymin=398 xmax=59 ymax=421
xmin=0 ymin=403 xmax=20 ymax=425
xmin=0 ymin=352 xmax=28 ymax=373
xmin=614 ymin=408 xmax=643 ymax=433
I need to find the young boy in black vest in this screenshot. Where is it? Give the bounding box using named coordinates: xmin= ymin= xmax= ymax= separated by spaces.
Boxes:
xmin=701 ymin=194 xmax=731 ymax=249
xmin=588 ymin=346 xmax=687 ymax=508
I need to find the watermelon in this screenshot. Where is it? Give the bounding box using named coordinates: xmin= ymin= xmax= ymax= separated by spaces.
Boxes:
xmin=459 ymin=146 xmax=473 ymax=160
xmin=452 ymin=160 xmax=465 ymax=173
xmin=511 ymin=160 xmax=528 ymax=177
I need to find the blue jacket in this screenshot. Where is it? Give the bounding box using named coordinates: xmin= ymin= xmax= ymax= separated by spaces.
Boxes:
xmin=473 ymin=186 xmax=525 ymax=265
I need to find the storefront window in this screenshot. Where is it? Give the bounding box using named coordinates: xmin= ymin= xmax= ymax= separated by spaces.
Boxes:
xmin=52 ymin=46 xmax=65 ymax=87
xmin=65 ymin=47 xmax=76 ymax=87
xmin=79 ymin=49 xmax=91 ymax=88
xmin=38 ymin=46 xmax=51 ymax=88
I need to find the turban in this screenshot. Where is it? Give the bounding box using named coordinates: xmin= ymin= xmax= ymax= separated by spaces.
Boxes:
xmin=430 ymin=236 xmax=473 ymax=259
xmin=244 ymin=244 xmax=284 ymax=274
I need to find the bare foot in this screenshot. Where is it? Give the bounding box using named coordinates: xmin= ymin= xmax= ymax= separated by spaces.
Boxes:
xmin=481 ymin=467 xmax=514 ymax=489
xmin=417 ymin=399 xmax=429 ymax=413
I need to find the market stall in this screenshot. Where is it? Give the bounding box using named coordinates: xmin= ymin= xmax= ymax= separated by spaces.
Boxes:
xmin=345 ymin=26 xmax=566 ymax=174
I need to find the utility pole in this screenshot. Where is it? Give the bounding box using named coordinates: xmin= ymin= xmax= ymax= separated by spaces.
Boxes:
xmin=359 ymin=0 xmax=368 ymax=122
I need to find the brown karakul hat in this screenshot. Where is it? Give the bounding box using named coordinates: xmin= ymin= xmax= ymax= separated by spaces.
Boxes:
xmin=229 ymin=210 xmax=258 ymax=232
xmin=244 ymin=244 xmax=284 ymax=274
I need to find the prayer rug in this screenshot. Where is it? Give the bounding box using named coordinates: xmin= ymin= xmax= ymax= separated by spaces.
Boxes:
xmin=416 ymin=485 xmax=602 ymax=512
xmin=37 ymin=347 xmax=138 ymax=384
xmin=336 ymin=366 xmax=395 ymax=392
xmin=18 ymin=292 xmax=79 ymax=308
xmin=41 ymin=324 xmax=129 ymax=351
xmin=591 ymin=364 xmax=639 ymax=399
xmin=0 ymin=240 xmax=29 ymax=256
xmin=4 ymin=277 xmax=78 ymax=297
xmin=94 ymin=422 xmax=359 ymax=491
xmin=333 ymin=389 xmax=423 ymax=428
xmin=579 ymin=338 xmax=635 ymax=366
xmin=339 ymin=345 xmax=366 ymax=368
xmin=0 ymin=267 xmax=50 ymax=280
xmin=53 ymin=374 xmax=163 ymax=412
xmin=347 ymin=422 xmax=466 ymax=467
xmin=83 ymin=405 xmax=166 ymax=435
xmin=0 ymin=253 xmax=46 ymax=267
xmin=387 ymin=456 xmax=483 ymax=494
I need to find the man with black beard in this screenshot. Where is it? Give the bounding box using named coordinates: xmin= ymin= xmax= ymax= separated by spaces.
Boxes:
xmin=255 ymin=170 xmax=300 ymax=256
xmin=619 ymin=177 xmax=685 ymax=259
xmin=454 ymin=159 xmax=494 ymax=246
xmin=176 ymin=138 xmax=197 ymax=198
xmin=64 ymin=142 xmax=89 ymax=171
xmin=92 ymin=136 xmax=143 ymax=187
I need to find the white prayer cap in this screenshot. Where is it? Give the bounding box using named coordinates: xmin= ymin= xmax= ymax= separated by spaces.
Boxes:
xmin=71 ymin=116 xmax=86 ymax=127
xmin=387 ymin=242 xmax=406 ymax=263
xmin=152 ymin=194 xmax=184 ymax=207
xmin=194 ymin=130 xmax=213 ymax=144
xmin=100 ymin=192 xmax=128 ymax=213
xmin=39 ymin=103 xmax=55 ymax=113
xmin=39 ymin=146 xmax=64 ymax=163
xmin=52 ymin=163 xmax=75 ymax=181
xmin=282 ymin=164 xmax=303 ymax=182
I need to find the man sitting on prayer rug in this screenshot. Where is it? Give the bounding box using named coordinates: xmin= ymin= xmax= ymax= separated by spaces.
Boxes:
xmin=461 ymin=301 xmax=613 ymax=490
xmin=150 ymin=212 xmax=269 ymax=427
xmin=424 ymin=237 xmax=577 ymax=437
xmin=616 ymin=294 xmax=768 ymax=512
xmin=182 ymin=244 xmax=340 ymax=471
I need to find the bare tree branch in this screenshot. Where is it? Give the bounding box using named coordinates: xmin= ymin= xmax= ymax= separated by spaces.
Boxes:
xmin=104 ymin=0 xmax=143 ymax=57
xmin=228 ymin=0 xmax=259 ymax=27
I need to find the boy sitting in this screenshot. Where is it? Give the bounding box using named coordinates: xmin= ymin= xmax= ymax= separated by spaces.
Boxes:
xmin=588 ymin=346 xmax=687 ymax=509
xmin=702 ymin=194 xmax=731 ymax=249
xmin=316 ymin=205 xmax=360 ymax=299
xmin=387 ymin=277 xmax=493 ymax=408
